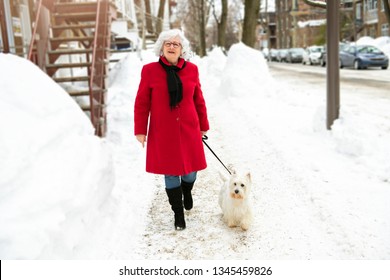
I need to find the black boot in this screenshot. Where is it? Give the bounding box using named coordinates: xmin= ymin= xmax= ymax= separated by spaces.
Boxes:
xmin=181 ymin=180 xmax=194 ymax=210
xmin=166 ymin=187 xmax=186 ymax=230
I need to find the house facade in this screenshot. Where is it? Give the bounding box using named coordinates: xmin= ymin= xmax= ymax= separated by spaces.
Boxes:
xmin=267 ymin=0 xmax=389 ymax=49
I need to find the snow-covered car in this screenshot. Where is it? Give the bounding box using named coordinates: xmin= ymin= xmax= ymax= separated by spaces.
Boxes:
xmin=302 ymin=45 xmax=324 ymax=65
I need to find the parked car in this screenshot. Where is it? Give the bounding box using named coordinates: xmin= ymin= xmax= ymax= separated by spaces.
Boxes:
xmin=276 ymin=49 xmax=288 ymax=62
xmin=286 ymin=48 xmax=305 ymax=63
xmin=320 ymin=42 xmax=348 ymax=67
xmin=339 ymin=44 xmax=389 ymax=70
xmin=268 ymin=48 xmax=278 ymax=61
xmin=302 ymin=45 xmax=324 ymax=65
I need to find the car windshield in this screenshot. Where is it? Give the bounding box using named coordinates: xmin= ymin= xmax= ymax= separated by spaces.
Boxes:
xmin=357 ymin=45 xmax=382 ymax=54
xmin=309 ymin=46 xmax=323 ymax=53
xmin=290 ymin=48 xmax=304 ymax=54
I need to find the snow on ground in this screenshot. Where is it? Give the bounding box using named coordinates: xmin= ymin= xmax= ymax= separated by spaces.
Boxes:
xmin=0 ymin=38 xmax=390 ymax=260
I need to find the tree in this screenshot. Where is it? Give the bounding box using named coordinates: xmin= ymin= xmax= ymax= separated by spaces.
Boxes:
xmin=177 ymin=0 xmax=209 ymax=57
xmin=209 ymin=0 xmax=228 ymax=49
xmin=144 ymin=0 xmax=154 ymax=34
xmin=242 ymin=0 xmax=260 ymax=47
xmin=156 ymin=0 xmax=166 ymax=35
xmin=383 ymin=0 xmax=390 ymax=26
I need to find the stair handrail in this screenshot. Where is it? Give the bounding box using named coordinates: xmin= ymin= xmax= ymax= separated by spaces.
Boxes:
xmin=89 ymin=0 xmax=110 ymax=136
xmin=27 ymin=0 xmax=43 ymax=61
xmin=28 ymin=0 xmax=55 ymax=67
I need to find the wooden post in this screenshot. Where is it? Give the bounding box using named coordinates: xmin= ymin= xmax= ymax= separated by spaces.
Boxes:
xmin=0 ymin=0 xmax=10 ymax=53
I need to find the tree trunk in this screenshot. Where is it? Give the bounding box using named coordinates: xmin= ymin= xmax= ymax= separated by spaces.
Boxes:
xmin=156 ymin=0 xmax=166 ymax=35
xmin=383 ymin=0 xmax=390 ymax=26
xmin=199 ymin=0 xmax=207 ymax=57
xmin=217 ymin=0 xmax=228 ymax=48
xmin=242 ymin=0 xmax=260 ymax=48
xmin=144 ymin=0 xmax=154 ymax=34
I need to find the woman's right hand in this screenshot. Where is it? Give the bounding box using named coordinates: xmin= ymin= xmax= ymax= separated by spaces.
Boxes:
xmin=136 ymin=134 xmax=146 ymax=148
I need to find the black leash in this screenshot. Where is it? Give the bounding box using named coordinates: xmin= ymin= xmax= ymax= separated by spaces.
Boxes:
xmin=202 ymin=135 xmax=231 ymax=175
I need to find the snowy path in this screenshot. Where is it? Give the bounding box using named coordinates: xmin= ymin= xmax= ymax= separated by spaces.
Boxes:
xmin=131 ymin=97 xmax=360 ymax=259
xmin=101 ymin=52 xmax=390 ymax=260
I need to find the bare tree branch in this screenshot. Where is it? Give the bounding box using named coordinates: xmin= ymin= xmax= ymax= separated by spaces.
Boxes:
xmin=302 ymin=0 xmax=326 ymax=8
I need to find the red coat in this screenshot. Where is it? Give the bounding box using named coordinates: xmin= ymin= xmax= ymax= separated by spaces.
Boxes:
xmin=134 ymin=56 xmax=209 ymax=175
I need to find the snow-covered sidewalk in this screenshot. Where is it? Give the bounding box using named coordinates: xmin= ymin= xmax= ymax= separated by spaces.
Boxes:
xmin=102 ymin=44 xmax=390 ymax=259
xmin=1 ymin=42 xmax=389 ymax=260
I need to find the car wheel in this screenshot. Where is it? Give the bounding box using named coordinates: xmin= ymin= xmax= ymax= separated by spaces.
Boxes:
xmin=381 ymin=65 xmax=388 ymax=70
xmin=354 ymin=60 xmax=361 ymax=70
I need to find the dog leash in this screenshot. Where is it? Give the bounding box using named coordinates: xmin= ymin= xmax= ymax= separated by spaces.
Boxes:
xmin=202 ymin=135 xmax=231 ymax=175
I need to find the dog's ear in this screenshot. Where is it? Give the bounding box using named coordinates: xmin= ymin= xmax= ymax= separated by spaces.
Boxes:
xmin=245 ymin=172 xmax=251 ymax=182
xmin=228 ymin=164 xmax=236 ymax=174
xmin=219 ymin=171 xmax=228 ymax=182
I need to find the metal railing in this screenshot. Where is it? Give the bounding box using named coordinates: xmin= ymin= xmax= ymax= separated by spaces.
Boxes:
xmin=89 ymin=0 xmax=110 ymax=136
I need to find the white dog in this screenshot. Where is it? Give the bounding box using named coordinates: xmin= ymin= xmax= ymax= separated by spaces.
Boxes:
xmin=218 ymin=170 xmax=253 ymax=231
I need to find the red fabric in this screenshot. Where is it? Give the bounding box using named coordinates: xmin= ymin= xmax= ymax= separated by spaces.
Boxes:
xmin=134 ymin=57 xmax=210 ymax=175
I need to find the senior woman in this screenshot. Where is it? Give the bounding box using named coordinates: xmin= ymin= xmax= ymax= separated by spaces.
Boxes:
xmin=134 ymin=29 xmax=209 ymax=230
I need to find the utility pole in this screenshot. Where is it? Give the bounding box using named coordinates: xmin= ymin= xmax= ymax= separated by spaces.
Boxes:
xmin=326 ymin=0 xmax=340 ymax=129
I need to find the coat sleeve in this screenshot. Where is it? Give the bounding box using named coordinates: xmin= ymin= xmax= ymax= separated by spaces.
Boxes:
xmin=193 ymin=65 xmax=210 ymax=132
xmin=134 ymin=65 xmax=151 ymax=136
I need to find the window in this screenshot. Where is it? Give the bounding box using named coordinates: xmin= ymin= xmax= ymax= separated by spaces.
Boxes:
xmin=381 ymin=23 xmax=389 ymax=36
xmin=367 ymin=0 xmax=378 ymax=10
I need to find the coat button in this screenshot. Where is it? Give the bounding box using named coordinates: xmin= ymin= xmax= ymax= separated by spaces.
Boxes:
xmin=176 ymin=117 xmax=180 ymax=121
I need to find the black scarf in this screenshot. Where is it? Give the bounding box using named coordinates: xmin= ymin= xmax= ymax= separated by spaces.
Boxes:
xmin=159 ymin=58 xmax=186 ymax=109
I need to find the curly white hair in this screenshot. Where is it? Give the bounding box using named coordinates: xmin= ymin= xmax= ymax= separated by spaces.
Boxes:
xmin=153 ymin=29 xmax=192 ymax=60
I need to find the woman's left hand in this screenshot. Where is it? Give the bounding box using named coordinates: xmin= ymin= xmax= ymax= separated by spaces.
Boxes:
xmin=201 ymin=131 xmax=207 ymax=136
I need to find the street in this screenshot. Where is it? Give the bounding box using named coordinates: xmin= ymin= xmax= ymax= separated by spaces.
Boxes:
xmin=268 ymin=61 xmax=390 ymax=99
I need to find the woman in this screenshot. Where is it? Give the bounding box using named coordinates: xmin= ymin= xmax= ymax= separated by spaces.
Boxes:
xmin=134 ymin=29 xmax=209 ymax=230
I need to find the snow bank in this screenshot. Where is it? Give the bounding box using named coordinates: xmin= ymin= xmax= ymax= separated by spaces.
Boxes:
xmin=220 ymin=42 xmax=275 ymax=99
xmin=357 ymin=36 xmax=390 ymax=57
xmin=0 ymin=54 xmax=114 ymax=259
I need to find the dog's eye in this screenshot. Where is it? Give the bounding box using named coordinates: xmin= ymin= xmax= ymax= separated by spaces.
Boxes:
xmin=234 ymin=183 xmax=237 ymax=186
xmin=241 ymin=184 xmax=245 ymax=187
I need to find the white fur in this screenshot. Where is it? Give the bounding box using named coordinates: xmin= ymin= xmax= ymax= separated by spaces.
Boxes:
xmin=218 ymin=170 xmax=253 ymax=231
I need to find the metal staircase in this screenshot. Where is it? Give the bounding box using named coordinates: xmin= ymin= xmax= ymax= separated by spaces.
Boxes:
xmin=28 ymin=0 xmax=117 ymax=137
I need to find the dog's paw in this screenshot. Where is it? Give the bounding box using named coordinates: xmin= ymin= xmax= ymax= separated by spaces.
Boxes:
xmin=240 ymin=223 xmax=249 ymax=231
xmin=227 ymin=220 xmax=236 ymax=228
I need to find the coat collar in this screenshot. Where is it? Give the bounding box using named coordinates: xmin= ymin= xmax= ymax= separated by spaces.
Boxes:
xmin=160 ymin=56 xmax=186 ymax=69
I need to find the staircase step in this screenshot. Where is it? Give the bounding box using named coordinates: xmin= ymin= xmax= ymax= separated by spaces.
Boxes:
xmin=54 ymin=1 xmax=117 ymax=21
xmin=80 ymin=103 xmax=106 ymax=112
xmin=54 ymin=12 xmax=98 ymax=22
xmin=68 ymin=89 xmax=107 ymax=97
xmin=54 ymin=76 xmax=90 ymax=83
xmin=54 ymin=2 xmax=98 ymax=14
xmin=50 ymin=37 xmax=96 ymax=46
xmin=46 ymin=62 xmax=92 ymax=69
xmin=52 ymin=23 xmax=96 ymax=31
xmin=54 ymin=75 xmax=108 ymax=83
xmin=48 ymin=49 xmax=93 ymax=55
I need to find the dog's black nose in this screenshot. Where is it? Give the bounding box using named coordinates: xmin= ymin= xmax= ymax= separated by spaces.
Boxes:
xmin=235 ymin=189 xmax=239 ymax=194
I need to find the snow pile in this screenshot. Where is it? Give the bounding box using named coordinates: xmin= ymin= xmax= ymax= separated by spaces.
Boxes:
xmin=0 ymin=54 xmax=114 ymax=259
xmin=219 ymin=42 xmax=275 ymax=98
xmin=357 ymin=36 xmax=390 ymax=57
